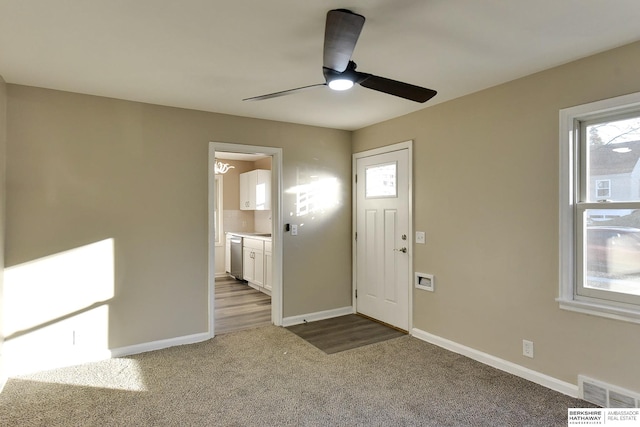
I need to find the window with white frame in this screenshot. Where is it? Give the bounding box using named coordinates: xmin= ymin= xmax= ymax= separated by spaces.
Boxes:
xmin=214 ymin=175 xmax=223 ymax=246
xmin=559 ymin=92 xmax=640 ymax=323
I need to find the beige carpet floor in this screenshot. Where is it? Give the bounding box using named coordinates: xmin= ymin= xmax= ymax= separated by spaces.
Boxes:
xmin=0 ymin=325 xmax=593 ymax=426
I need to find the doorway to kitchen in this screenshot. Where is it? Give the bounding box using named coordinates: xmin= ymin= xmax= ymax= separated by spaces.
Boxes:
xmin=208 ymin=142 xmax=283 ymax=337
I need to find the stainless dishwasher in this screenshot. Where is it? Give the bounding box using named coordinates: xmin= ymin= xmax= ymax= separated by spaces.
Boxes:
xmin=229 ymin=235 xmax=244 ymax=280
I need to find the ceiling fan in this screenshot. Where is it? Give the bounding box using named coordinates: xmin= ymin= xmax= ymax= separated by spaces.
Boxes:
xmin=243 ymin=8 xmax=437 ymax=103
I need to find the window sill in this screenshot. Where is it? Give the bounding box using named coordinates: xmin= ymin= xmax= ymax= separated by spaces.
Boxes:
xmin=557 ymin=297 xmax=640 ymax=325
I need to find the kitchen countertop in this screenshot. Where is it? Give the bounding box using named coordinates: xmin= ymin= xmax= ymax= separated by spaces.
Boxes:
xmin=226 ymin=232 xmax=272 ymax=241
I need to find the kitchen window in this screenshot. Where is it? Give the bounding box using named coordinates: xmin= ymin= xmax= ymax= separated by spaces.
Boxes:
xmin=214 ymin=175 xmax=223 ymax=246
xmin=559 ymin=92 xmax=640 ymax=323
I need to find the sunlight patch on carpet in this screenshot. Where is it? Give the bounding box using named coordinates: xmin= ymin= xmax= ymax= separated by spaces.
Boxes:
xmin=17 ymin=358 xmax=149 ymax=392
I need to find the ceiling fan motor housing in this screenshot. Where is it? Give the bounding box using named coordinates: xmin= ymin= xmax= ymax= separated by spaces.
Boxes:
xmin=323 ymin=61 xmax=368 ymax=87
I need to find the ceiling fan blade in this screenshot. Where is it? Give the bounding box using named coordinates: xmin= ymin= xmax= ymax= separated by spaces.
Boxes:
xmin=243 ymin=83 xmax=326 ymax=101
xmin=323 ymin=9 xmax=365 ymax=73
xmin=357 ymin=73 xmax=437 ymax=103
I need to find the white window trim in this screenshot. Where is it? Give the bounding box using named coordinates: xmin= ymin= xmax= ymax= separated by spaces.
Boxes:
xmin=559 ymin=91 xmax=640 ymax=324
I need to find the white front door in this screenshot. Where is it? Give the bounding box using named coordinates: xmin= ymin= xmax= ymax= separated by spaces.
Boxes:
xmin=355 ymin=146 xmax=410 ymax=330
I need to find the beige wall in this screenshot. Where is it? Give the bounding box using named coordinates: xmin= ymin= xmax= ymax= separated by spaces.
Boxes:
xmin=253 ymin=157 xmax=272 ymax=171
xmin=0 ymin=75 xmax=7 ymax=378
xmin=353 ymin=41 xmax=640 ymax=391
xmin=220 ymin=159 xmax=256 ymax=211
xmin=5 ymin=86 xmax=352 ymax=351
xmin=218 ymin=158 xmax=272 ymax=213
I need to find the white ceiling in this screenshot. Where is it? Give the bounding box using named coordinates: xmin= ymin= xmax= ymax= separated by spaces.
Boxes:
xmin=1 ymin=1 xmax=640 ymax=131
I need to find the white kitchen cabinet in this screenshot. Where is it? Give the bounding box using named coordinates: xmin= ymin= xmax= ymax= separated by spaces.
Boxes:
xmin=242 ymin=246 xmax=254 ymax=282
xmin=239 ymin=172 xmax=252 ymax=210
xmin=243 ymin=238 xmax=264 ymax=287
xmin=240 ymin=169 xmax=271 ymax=210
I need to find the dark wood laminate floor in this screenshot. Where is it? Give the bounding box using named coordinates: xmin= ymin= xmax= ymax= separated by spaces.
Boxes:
xmin=215 ymin=276 xmax=271 ymax=334
xmin=286 ymin=314 xmax=406 ymax=354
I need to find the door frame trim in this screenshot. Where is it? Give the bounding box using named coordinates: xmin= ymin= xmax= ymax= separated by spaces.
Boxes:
xmin=352 ymin=140 xmax=414 ymax=332
xmin=208 ymin=142 xmax=284 ymax=338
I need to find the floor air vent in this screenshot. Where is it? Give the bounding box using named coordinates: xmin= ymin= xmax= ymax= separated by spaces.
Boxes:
xmin=579 ymin=375 xmax=639 ymax=408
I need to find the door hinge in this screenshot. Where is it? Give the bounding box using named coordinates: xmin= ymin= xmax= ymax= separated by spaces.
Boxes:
xmin=355 ymin=232 xmax=357 ymax=241
xmin=355 ymin=289 xmax=357 ymax=298
xmin=355 ymin=174 xmax=357 ymax=183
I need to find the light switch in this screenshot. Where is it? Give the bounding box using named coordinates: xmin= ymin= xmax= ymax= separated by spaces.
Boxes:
xmin=415 ymin=231 xmax=426 ymax=244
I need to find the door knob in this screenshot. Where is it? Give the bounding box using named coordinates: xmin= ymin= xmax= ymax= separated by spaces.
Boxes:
xmin=394 ymin=247 xmax=407 ymax=253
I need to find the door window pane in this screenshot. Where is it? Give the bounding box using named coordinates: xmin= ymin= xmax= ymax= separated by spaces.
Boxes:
xmin=365 ymin=162 xmax=397 ymax=198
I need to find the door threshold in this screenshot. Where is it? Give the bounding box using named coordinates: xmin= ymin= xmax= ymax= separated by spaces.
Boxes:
xmin=355 ymin=312 xmax=408 ymax=334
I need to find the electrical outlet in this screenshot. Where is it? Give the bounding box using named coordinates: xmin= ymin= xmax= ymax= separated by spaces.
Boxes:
xmin=522 ymin=340 xmax=534 ymax=358
xmin=415 ymin=231 xmax=426 ymax=244
xmin=291 ymin=224 xmax=298 ymax=236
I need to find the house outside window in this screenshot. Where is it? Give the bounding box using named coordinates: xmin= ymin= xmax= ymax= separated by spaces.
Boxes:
xmin=559 ymin=92 xmax=640 ymax=323
xmin=595 ymin=179 xmax=611 ymax=199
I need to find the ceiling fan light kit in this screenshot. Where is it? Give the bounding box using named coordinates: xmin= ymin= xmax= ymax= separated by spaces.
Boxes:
xmin=328 ymin=79 xmax=353 ymax=91
xmin=244 ymin=8 xmax=437 ymax=103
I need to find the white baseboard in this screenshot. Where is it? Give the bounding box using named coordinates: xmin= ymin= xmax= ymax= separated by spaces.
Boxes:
xmin=109 ymin=332 xmax=210 ymax=358
xmin=282 ymin=306 xmax=354 ymax=327
xmin=411 ymin=328 xmax=579 ymax=398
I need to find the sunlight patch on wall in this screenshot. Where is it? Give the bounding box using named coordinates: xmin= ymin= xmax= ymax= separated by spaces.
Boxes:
xmin=3 ymin=239 xmax=115 ymax=376
xmin=287 ymin=176 xmax=341 ymax=217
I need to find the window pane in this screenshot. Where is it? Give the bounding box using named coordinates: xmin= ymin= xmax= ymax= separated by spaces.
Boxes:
xmin=587 ymin=116 xmax=640 ymax=202
xmin=365 ymin=162 xmax=397 ymax=198
xmin=585 ymin=209 xmax=640 ymax=297
xmin=214 ymin=176 xmax=222 ymax=245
